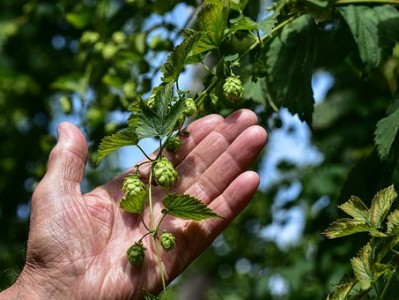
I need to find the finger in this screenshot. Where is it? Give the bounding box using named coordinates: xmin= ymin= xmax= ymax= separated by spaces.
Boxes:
xmin=165 ymin=171 xmax=260 ymax=279
xmin=91 ymin=113 xmax=224 ymax=201
xmin=177 ymin=125 xmax=267 ymax=203
xmin=35 ymin=122 xmax=88 ymax=197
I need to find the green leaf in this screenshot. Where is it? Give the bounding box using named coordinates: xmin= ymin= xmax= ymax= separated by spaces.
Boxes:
xmin=52 ymin=73 xmax=86 ymax=95
xmin=339 ymin=5 xmax=399 ymax=71
xmin=192 ymin=0 xmax=229 ymax=55
xmin=257 ymin=16 xmax=277 ymax=34
xmin=339 ymin=196 xmax=370 ymax=223
xmin=162 ymin=194 xmax=220 ymax=221
xmin=327 ymin=278 xmax=357 ymax=300
xmin=161 ymin=29 xmax=202 ymax=83
xmin=370 ymin=185 xmax=397 ymax=228
xmin=266 ymin=15 xmax=317 ymax=124
xmin=374 ymin=106 xmax=399 ymax=161
xmin=386 ymin=208 xmax=399 ymax=235
xmin=135 ymin=83 xmax=186 ymax=139
xmin=351 ymin=242 xmax=373 ymax=290
xmin=228 ymin=0 xmax=249 ymax=12
xmin=65 ymin=9 xmax=93 ymax=29
xmin=120 ymin=191 xmax=147 ymax=214
xmin=229 ymin=16 xmax=258 ymax=34
xmin=97 ymin=127 xmax=139 ymax=164
xmin=324 ymin=218 xmax=371 ymax=239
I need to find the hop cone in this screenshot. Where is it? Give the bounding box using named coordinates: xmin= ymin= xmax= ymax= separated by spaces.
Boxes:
xmin=160 ymin=232 xmax=176 ymax=252
xmin=223 ymin=76 xmax=245 ymax=104
xmin=127 ymin=241 xmax=146 ymax=266
xmin=153 ymin=158 xmax=179 ymax=189
xmin=122 ymin=174 xmax=146 ymax=199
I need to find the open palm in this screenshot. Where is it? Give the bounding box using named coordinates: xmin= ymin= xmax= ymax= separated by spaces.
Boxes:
xmin=17 ymin=109 xmax=266 ymax=299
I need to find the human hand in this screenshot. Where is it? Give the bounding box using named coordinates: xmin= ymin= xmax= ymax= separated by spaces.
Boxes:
xmin=0 ymin=109 xmax=266 ymax=299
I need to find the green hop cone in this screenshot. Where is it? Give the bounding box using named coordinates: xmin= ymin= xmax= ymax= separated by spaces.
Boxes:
xmin=164 ymin=136 xmax=181 ymax=153
xmin=223 ymin=76 xmax=245 ymax=104
xmin=127 ymin=241 xmax=146 ymax=266
xmin=122 ymin=174 xmax=146 ymax=199
xmin=153 ymin=158 xmax=179 ymax=189
xmin=183 ymin=98 xmax=197 ymax=117
xmin=160 ymin=232 xmax=176 ymax=252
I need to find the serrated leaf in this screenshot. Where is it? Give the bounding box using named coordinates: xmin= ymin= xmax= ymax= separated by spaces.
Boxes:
xmin=328 ymin=279 xmax=357 ymax=300
xmin=370 ymin=185 xmax=397 ymax=228
xmin=386 ymin=208 xmax=399 ymax=235
xmin=339 ymin=5 xmax=399 ymax=71
xmin=161 ymin=29 xmax=202 ymax=83
xmin=351 ymin=242 xmax=373 ymax=290
xmin=324 ymin=218 xmax=371 ymax=239
xmin=97 ymin=127 xmax=139 ymax=164
xmin=257 ymin=16 xmax=277 ymax=34
xmin=339 ymin=196 xmax=370 ymax=223
xmin=266 ymin=15 xmax=317 ymax=124
xmin=229 ymin=16 xmax=258 ymax=34
xmin=374 ymin=106 xmax=399 ymax=161
xmin=162 ymin=194 xmax=220 ymax=221
xmin=135 ymin=83 xmax=185 ymax=139
xmin=120 ymin=191 xmax=147 ymax=214
xmin=192 ymin=0 xmax=229 ymax=55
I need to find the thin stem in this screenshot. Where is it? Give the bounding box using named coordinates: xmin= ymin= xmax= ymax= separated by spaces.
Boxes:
xmin=137 ymin=144 xmax=153 ymax=161
xmin=155 ymin=214 xmax=168 ymax=233
xmin=239 ymin=16 xmax=296 ymax=59
xmin=140 ymin=214 xmax=151 ymax=232
xmin=154 ymin=235 xmax=167 ymax=295
xmin=148 ymin=169 xmax=155 ymax=230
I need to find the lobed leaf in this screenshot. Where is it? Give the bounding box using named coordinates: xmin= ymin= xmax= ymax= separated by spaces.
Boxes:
xmin=370 ymin=185 xmax=397 ymax=228
xmin=327 ymin=279 xmax=357 ymax=300
xmin=257 ymin=16 xmax=277 ymax=35
xmin=339 ymin=196 xmax=370 ymax=223
xmin=229 ymin=16 xmax=258 ymax=35
xmin=120 ymin=191 xmax=147 ymax=214
xmin=324 ymin=218 xmax=371 ymax=239
xmin=350 ymin=242 xmax=373 ymax=290
xmin=97 ymin=127 xmax=139 ymax=164
xmin=162 ymin=194 xmax=220 ymax=221
xmin=192 ymin=0 xmax=229 ymax=55
xmin=161 ymin=29 xmax=202 ymax=83
xmin=135 ymin=83 xmax=186 ymax=139
xmin=374 ymin=106 xmax=399 ymax=161
xmin=266 ymin=14 xmax=317 ymax=124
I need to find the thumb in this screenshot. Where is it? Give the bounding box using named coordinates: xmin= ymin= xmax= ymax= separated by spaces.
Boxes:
xmin=42 ymin=122 xmax=88 ymax=195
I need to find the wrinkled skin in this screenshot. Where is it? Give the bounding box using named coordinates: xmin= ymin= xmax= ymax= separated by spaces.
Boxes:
xmin=0 ymin=109 xmax=267 ymax=300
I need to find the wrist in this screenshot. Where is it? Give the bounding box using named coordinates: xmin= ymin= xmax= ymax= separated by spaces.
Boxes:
xmin=0 ymin=265 xmax=73 ymax=300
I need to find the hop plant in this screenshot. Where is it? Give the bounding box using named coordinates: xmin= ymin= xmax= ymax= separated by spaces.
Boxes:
xmin=165 ymin=136 xmax=181 ymax=153
xmin=160 ymin=232 xmax=176 ymax=252
xmin=223 ymin=76 xmax=245 ymax=104
xmin=127 ymin=241 xmax=146 ymax=266
xmin=183 ymin=98 xmax=197 ymax=117
xmin=122 ymin=174 xmax=146 ymax=199
xmin=153 ymin=158 xmax=179 ymax=189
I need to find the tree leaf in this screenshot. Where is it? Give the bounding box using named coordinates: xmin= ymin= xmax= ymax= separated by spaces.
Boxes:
xmin=370 ymin=185 xmax=397 ymax=228
xmin=266 ymin=14 xmax=317 ymax=124
xmin=351 ymin=242 xmax=373 ymax=290
xmin=120 ymin=191 xmax=147 ymax=214
xmin=339 ymin=5 xmax=399 ymax=71
xmin=192 ymin=0 xmax=229 ymax=55
xmin=97 ymin=127 xmax=139 ymax=164
xmin=257 ymin=16 xmax=277 ymax=34
xmin=229 ymin=16 xmax=259 ymax=35
xmin=135 ymin=83 xmax=185 ymax=139
xmin=228 ymin=0 xmax=249 ymax=12
xmin=324 ymin=218 xmax=371 ymax=239
xmin=162 ymin=194 xmax=220 ymax=221
xmin=386 ymin=208 xmax=399 ymax=235
xmin=161 ymin=29 xmax=202 ymax=83
xmin=374 ymin=106 xmax=399 ymax=161
xmin=339 ymin=196 xmax=370 ymax=223
xmin=327 ymin=278 xmax=357 ymax=300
